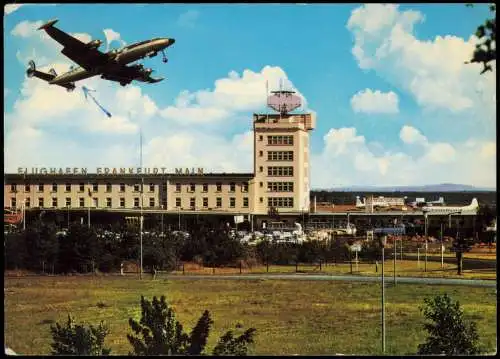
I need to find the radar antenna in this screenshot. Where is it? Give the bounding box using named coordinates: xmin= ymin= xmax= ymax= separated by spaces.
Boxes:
xmin=266 ymin=79 xmax=302 ymax=115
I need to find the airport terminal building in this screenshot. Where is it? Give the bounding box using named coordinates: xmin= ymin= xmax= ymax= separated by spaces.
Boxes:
xmin=4 ymin=90 xmax=316 ymax=228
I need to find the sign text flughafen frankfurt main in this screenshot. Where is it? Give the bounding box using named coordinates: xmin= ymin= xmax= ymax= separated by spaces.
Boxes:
xmin=17 ymin=167 xmax=205 ymax=175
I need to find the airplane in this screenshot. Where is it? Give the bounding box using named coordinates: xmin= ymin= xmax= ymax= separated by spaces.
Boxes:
xmin=26 ymin=19 xmax=175 ymax=91
xmin=421 ymin=198 xmax=479 ymax=215
xmin=408 ymin=197 xmax=445 ymax=208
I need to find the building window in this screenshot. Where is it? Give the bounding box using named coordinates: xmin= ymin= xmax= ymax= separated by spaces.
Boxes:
xmin=267 ymin=151 xmax=293 ymax=161
xmin=268 ymin=166 xmax=294 ymax=177
xmin=230 ymin=197 xmax=236 ymax=208
xmin=149 ymin=197 xmax=155 ymax=207
xmin=11 ymin=198 xmax=16 ymax=208
xmin=216 ymin=197 xmax=222 ymax=208
xmin=243 ymin=197 xmax=248 ymax=208
xmin=190 ymin=197 xmax=195 ymax=209
xmin=120 ymin=183 xmax=125 ymax=192
xmin=229 ymin=182 xmax=236 ymax=192
xmin=259 ymin=150 xmax=263 ymax=157
xmin=202 ymin=183 xmax=208 ymax=192
xmin=267 ymin=135 xmax=294 ymax=146
xmin=175 ymin=183 xmax=181 ymax=192
xmin=65 ymin=183 xmax=71 ymax=192
xmin=79 ymin=198 xmax=85 ymax=208
xmin=134 ymin=184 xmax=140 ymax=192
xmin=216 ymin=183 xmax=222 ymax=192
xmin=93 ymin=198 xmax=98 ymax=208
xmin=39 ymin=198 xmax=44 ymax=207
xmin=242 ymin=182 xmax=248 ymax=192
xmin=203 ymin=197 xmax=208 ymax=208
xmin=190 ymin=183 xmax=195 ymax=192
xmin=25 ymin=198 xmax=31 ymax=208
xmin=38 ymin=184 xmax=44 ymax=192
xmin=120 ymin=198 xmax=125 ymax=208
xmin=161 ymin=198 xmax=167 ymax=208
xmin=52 ymin=198 xmax=58 ymax=208
xmin=267 ymin=182 xmax=294 ymax=192
xmin=259 ymin=166 xmax=263 ymax=172
xmin=134 ymin=198 xmax=140 ymax=208
xmin=149 ymin=183 xmax=154 ymax=192
xmin=260 ymin=182 xmax=263 ymax=187
xmin=52 ymin=183 xmax=57 ymax=192
xmin=106 ymin=183 xmax=112 ymax=192
xmin=106 ymin=198 xmax=112 ymax=208
xmin=10 ymin=184 xmax=16 ymax=192
xmin=176 ymin=198 xmax=181 ymax=207
xmin=267 ymin=197 xmax=294 ymax=208
xmin=66 ymin=197 xmax=71 ymax=207
xmin=259 ymin=135 xmax=263 ymax=141
xmin=93 ymin=183 xmax=98 ymax=192
xmin=25 ymin=184 xmax=30 ymax=192
xmin=79 ymin=183 xmax=85 ymax=192
xmin=259 ymin=197 xmax=263 ymax=203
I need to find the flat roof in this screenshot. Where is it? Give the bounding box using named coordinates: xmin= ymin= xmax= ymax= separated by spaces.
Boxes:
xmin=4 ymin=173 xmax=254 ymax=180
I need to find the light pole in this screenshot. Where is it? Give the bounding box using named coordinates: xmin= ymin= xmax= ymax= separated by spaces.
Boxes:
xmin=67 ymin=205 xmax=70 ymax=229
xmin=393 ymin=236 xmax=397 ymax=285
xmin=380 ymin=235 xmax=387 ymax=353
xmin=423 ymin=209 xmax=428 ymax=272
xmin=22 ymin=198 xmax=26 ymax=231
xmin=161 ymin=205 xmax=164 ymax=234
xmin=178 ymin=207 xmax=181 ymax=231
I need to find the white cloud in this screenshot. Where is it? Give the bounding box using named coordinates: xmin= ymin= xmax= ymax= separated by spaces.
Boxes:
xmin=103 ymin=28 xmax=126 ymax=51
xmin=160 ymin=66 xmax=309 ymax=124
xmin=346 ymin=4 xmax=496 ymax=119
xmin=399 ymin=125 xmax=427 ymax=145
xmin=5 ymin=4 xmax=24 ymax=15
xmin=312 ymin=126 xmax=496 ymax=188
xmin=177 ymin=10 xmax=200 ymax=28
xmin=350 ymin=88 xmax=399 ymax=114
xmin=11 ymin=20 xmax=43 ymax=37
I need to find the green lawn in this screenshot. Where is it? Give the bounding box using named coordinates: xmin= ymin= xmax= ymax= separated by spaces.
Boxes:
xmin=173 ymin=258 xmax=496 ymax=280
xmin=4 ymin=275 xmax=497 ymax=355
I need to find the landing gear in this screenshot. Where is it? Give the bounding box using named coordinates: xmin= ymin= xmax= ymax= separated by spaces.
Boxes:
xmin=161 ymin=50 xmax=168 ymax=63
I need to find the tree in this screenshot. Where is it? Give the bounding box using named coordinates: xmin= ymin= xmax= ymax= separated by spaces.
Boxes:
xmin=417 ymin=293 xmax=482 ymax=355
xmin=127 ymin=295 xmax=256 ymax=355
xmin=50 ymin=314 xmax=111 ymax=355
xmin=466 ymin=4 xmax=496 ymax=74
xmin=24 ymin=221 xmax=59 ymax=273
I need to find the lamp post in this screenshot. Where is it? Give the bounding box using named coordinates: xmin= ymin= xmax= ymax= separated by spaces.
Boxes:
xmin=67 ymin=205 xmax=70 ymax=229
xmin=178 ymin=207 xmax=181 ymax=231
xmin=22 ymin=198 xmax=26 ymax=231
xmin=161 ymin=205 xmax=164 ymax=234
xmin=380 ymin=235 xmax=387 ymax=353
xmin=423 ymin=209 xmax=428 ymax=272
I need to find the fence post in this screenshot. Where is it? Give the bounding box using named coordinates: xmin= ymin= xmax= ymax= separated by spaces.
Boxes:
xmin=213 ymin=266 xmax=215 ymax=275
xmin=295 ymin=262 xmax=298 ymax=272
xmin=239 ymin=261 xmax=242 ymax=274
xmin=266 ymin=261 xmax=269 ymax=273
xmin=319 ymin=260 xmax=322 ymax=271
xmin=182 ymin=263 xmax=185 ymax=275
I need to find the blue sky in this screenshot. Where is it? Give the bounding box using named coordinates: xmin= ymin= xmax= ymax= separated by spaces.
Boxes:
xmin=4 ymin=4 xmax=496 ymax=188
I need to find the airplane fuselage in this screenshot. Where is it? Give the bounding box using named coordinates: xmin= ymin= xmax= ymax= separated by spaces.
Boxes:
xmin=49 ymin=38 xmax=174 ymax=85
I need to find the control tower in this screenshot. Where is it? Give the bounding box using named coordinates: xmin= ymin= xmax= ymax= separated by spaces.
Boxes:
xmin=253 ymin=87 xmax=316 ymax=215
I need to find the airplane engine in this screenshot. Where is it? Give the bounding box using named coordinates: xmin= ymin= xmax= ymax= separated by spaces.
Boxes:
xmin=146 ymin=51 xmax=158 ymax=58
xmin=87 ymin=39 xmax=102 ymax=49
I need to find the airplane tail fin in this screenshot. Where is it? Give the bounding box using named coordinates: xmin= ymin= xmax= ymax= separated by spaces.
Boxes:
xmin=470 ymin=198 xmax=479 ymax=208
xmin=26 ymin=60 xmax=75 ymax=92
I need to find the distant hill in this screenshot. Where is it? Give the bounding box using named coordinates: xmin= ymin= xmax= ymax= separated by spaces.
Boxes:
xmin=318 ymin=184 xmax=496 ymax=192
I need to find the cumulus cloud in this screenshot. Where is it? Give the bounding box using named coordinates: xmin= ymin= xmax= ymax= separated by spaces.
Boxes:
xmin=312 ymin=126 xmax=496 ymax=188
xmin=346 ymin=4 xmax=496 ymax=119
xmin=177 ymin=9 xmax=200 ymax=28
xmin=160 ymin=66 xmax=309 ymax=124
xmin=5 ymin=4 xmax=24 ymax=15
xmin=103 ymin=28 xmax=126 ymax=51
xmin=11 ymin=20 xmax=43 ymax=37
xmin=351 ymin=88 xmax=399 ymax=114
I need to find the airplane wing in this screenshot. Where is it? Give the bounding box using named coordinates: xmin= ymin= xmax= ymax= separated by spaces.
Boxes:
xmin=38 ymin=19 xmax=109 ymax=71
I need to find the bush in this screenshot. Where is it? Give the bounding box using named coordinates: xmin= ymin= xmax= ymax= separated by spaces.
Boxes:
xmin=127 ymin=295 xmax=256 ymax=355
xmin=50 ymin=314 xmax=111 ymax=355
xmin=417 ymin=293 xmax=482 ymax=355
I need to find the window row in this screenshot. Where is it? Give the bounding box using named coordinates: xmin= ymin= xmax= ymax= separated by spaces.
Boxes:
xmin=174 ymin=182 xmax=248 ymax=193
xmin=267 ymin=151 xmax=294 ymax=161
xmin=9 ymin=183 xmax=164 ymax=193
xmin=175 ymin=197 xmax=249 ymax=209
xmin=267 ymin=135 xmax=293 ymax=145
xmin=267 ymin=166 xmax=294 ymax=177
xmin=11 ymin=197 xmax=159 ymax=208
xmin=267 ymin=197 xmax=294 ymax=208
xmin=267 ymin=182 xmax=294 ymax=192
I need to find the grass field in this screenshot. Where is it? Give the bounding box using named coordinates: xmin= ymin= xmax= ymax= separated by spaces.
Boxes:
xmin=4 ymin=275 xmax=497 ymax=355
xmin=173 ymin=257 xmax=496 ymax=280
